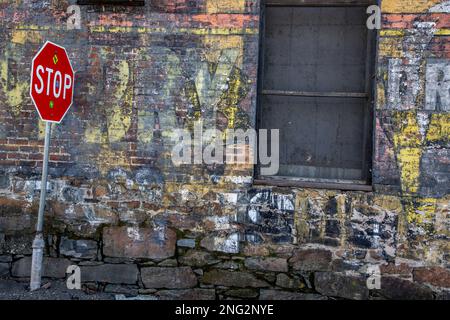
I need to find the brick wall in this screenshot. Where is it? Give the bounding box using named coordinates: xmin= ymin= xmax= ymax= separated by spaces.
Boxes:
xmin=0 ymin=0 xmax=448 ymax=300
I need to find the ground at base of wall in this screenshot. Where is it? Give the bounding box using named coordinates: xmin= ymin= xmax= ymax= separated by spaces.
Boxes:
xmin=0 ymin=277 xmax=324 ymax=301
xmin=0 ymin=278 xmax=114 ymax=300
xmin=0 ymin=277 xmax=329 ymax=301
xmin=1 ymin=276 xmax=447 ymax=301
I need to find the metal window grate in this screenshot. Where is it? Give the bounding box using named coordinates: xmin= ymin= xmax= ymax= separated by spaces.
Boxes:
xmin=257 ymin=3 xmax=376 ymax=184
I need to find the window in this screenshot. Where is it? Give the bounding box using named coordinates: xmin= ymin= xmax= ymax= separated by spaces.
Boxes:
xmin=256 ymin=0 xmax=376 ymax=189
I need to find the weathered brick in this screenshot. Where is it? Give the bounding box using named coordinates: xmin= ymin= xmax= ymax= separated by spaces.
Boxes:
xmin=141 ymin=267 xmax=197 ymax=289
xmin=103 ymin=226 xmax=176 ymax=260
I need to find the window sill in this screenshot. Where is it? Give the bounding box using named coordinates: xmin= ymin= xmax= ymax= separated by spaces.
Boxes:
xmin=254 ymin=177 xmax=373 ymax=192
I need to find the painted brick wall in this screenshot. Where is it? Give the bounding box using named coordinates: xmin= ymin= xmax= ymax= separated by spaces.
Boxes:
xmin=0 ymin=0 xmax=448 ymax=300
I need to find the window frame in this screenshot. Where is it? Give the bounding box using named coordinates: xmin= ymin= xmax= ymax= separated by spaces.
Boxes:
xmin=254 ymin=0 xmax=378 ymax=191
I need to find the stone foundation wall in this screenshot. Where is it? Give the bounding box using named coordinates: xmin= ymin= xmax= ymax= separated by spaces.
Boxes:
xmin=0 ymin=0 xmax=449 ymax=300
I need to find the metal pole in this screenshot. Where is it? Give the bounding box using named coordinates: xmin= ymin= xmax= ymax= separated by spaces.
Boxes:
xmin=30 ymin=121 xmax=51 ymax=291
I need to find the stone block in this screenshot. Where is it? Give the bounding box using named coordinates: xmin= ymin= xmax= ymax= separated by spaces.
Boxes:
xmin=12 ymin=257 xmax=71 ymax=278
xmin=413 ymin=267 xmax=450 ymax=288
xmin=202 ymin=270 xmax=269 ymax=288
xmin=0 ymin=263 xmax=9 ymax=276
xmin=314 ymin=272 xmax=369 ymax=300
xmin=141 ymin=267 xmax=197 ymax=289
xmin=59 ymin=237 xmax=98 ymax=259
xmin=289 ymin=249 xmax=333 ymax=271
xmin=80 ymin=264 xmax=139 ymax=284
xmin=157 ymin=289 xmax=216 ymax=300
xmin=103 ymin=226 xmax=176 ymax=260
xmin=260 ymin=289 xmax=326 ymax=300
xmin=179 ymin=250 xmax=220 ymax=267
xmin=379 ymin=276 xmax=434 ymax=300
xmin=244 ymin=257 xmax=288 ymax=272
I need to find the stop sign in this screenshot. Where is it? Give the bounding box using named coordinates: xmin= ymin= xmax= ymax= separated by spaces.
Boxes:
xmin=30 ymin=41 xmax=75 ymax=123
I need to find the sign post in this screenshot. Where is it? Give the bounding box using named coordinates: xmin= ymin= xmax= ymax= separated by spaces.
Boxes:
xmin=29 ymin=41 xmax=75 ymax=291
xmin=30 ymin=121 xmax=51 ymax=291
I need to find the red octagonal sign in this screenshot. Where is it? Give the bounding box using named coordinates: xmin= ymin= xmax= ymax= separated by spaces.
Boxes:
xmin=30 ymin=41 xmax=75 ymax=123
